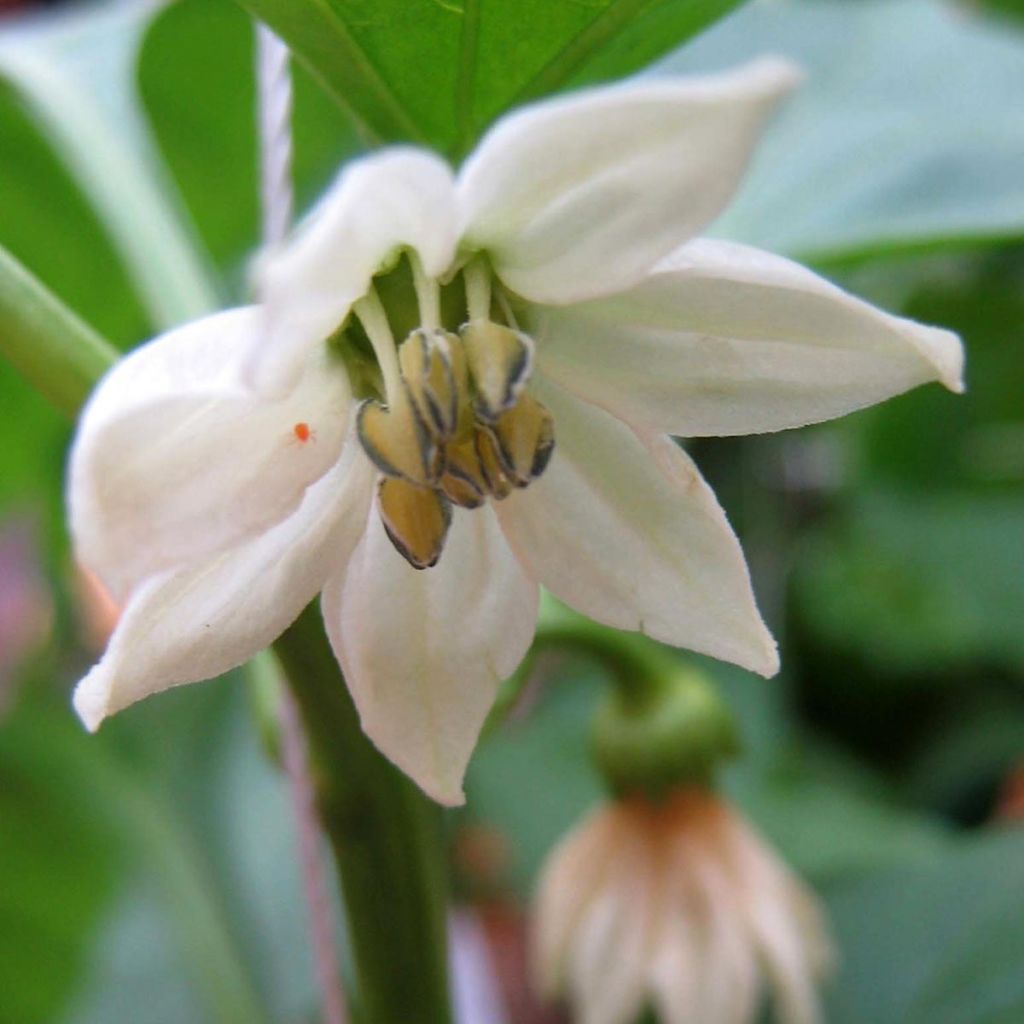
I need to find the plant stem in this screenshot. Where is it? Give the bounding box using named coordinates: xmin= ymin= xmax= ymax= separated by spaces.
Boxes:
xmin=273 ymin=602 xmax=453 ymax=1024
xmin=0 ymin=244 xmax=118 ymax=419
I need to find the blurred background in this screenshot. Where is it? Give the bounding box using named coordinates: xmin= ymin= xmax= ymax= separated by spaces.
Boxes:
xmin=0 ymin=0 xmax=1022 ymax=1021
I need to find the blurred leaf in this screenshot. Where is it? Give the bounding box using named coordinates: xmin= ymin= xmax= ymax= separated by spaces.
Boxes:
xmin=0 ymin=76 xmax=146 ymax=346
xmin=903 ymin=694 xmax=1024 ymax=821
xmin=661 ymin=0 xmax=1024 ymax=262
xmin=233 ymin=0 xmax=745 ymax=155
xmin=138 ymin=0 xmax=358 ymax=285
xmin=0 ymin=675 xmax=327 ymax=1024
xmin=0 ymin=0 xmax=218 ymax=328
xmin=824 ymin=827 xmax=1024 ymax=1024
xmin=0 ymin=705 xmax=120 ymax=1024
xmin=0 ymin=368 xmax=67 ymax=525
xmin=855 ymin=254 xmax=1024 ymax=492
xmin=1 ymin=694 xmax=272 ymax=1024
xmin=466 ymin=660 xmax=604 ymax=894
xmin=792 ymin=490 xmax=1024 ymax=677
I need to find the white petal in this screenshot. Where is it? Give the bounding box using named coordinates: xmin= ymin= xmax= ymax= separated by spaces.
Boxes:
xmin=568 ymin=827 xmax=656 ymax=1024
xmin=497 ymin=377 xmax=777 ymax=676
xmin=458 ymin=60 xmax=801 ymax=305
xmin=725 ymin=814 xmax=832 ymax=1024
xmin=73 ymin=436 xmax=376 ymax=731
xmin=69 ymin=307 xmax=352 ymax=601
xmin=323 ymin=503 xmax=538 ymax=806
xmin=533 ymin=808 xmax=621 ymax=997
xmin=255 ymin=148 xmax=459 ymax=388
xmin=538 ymin=237 xmax=964 ymax=437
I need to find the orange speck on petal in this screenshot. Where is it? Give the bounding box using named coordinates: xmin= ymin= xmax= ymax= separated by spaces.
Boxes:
xmin=293 ymin=422 xmax=312 ymax=443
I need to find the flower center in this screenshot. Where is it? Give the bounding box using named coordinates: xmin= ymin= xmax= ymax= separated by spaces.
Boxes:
xmin=348 ymin=255 xmax=554 ymax=570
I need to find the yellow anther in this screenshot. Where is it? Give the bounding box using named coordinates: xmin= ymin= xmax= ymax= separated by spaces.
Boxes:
xmin=475 ymin=426 xmax=514 ymax=500
xmin=439 ymin=434 xmax=489 ymax=509
xmin=356 ymin=389 xmax=442 ymax=486
xmin=484 ymin=393 xmax=555 ymax=487
xmin=460 ymin=320 xmax=534 ymax=422
xmin=399 ymin=328 xmax=467 ymax=440
xmin=377 ymin=476 xmax=452 ymax=570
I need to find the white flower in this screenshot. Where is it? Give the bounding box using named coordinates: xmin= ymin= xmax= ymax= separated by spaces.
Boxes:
xmin=69 ymin=59 xmax=963 ymax=805
xmin=533 ymin=789 xmax=834 ymax=1024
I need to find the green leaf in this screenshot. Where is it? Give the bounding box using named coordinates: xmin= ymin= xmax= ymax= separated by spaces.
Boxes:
xmin=138 ymin=0 xmax=359 ymax=283
xmin=824 ymin=828 xmax=1024 ymax=1024
xmin=232 ymin=0 xmax=745 ymax=155
xmin=660 ymin=0 xmax=1024 ymax=262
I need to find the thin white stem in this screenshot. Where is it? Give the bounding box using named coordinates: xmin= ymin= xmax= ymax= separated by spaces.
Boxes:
xmin=409 ymin=251 xmax=440 ymax=331
xmin=354 ymin=289 xmax=404 ymax=403
xmin=463 ymin=258 xmax=492 ymax=322
xmin=256 ymin=26 xmax=294 ymax=249
xmin=278 ymin=687 xmax=349 ymax=1024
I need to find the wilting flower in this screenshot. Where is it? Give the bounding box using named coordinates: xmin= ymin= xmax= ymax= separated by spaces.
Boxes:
xmin=69 ymin=59 xmax=963 ymax=804
xmin=533 ymin=789 xmax=833 ymax=1024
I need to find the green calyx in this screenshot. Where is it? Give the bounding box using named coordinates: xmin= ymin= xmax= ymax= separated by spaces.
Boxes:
xmin=526 ymin=599 xmax=742 ymax=800
xmin=590 ymin=659 xmax=740 ymax=800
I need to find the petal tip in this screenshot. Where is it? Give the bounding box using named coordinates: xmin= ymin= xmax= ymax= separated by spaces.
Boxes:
xmin=72 ymin=669 xmax=109 ymax=733
xmin=754 ymin=638 xmax=781 ymax=679
xmin=742 ymin=55 xmax=806 ymax=100
xmin=914 ymin=323 xmax=966 ymax=394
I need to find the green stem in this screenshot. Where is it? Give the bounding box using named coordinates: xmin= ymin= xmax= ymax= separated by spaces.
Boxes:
xmin=273 ymin=602 xmax=452 ymax=1024
xmin=0 ymin=243 xmax=117 ymax=419
xmin=533 ymin=600 xmax=676 ymax=706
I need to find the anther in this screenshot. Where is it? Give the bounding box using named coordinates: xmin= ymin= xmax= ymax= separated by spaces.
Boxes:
xmin=460 ymin=320 xmax=535 ymax=422
xmin=377 ymin=476 xmax=452 ymax=569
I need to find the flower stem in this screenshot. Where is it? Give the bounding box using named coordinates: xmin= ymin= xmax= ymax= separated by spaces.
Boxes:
xmin=0 ymin=243 xmax=118 ymax=419
xmin=273 ymin=602 xmax=453 ymax=1024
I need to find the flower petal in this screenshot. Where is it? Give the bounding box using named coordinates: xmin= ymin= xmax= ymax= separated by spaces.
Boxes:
xmin=725 ymin=813 xmax=833 ymax=1024
xmin=533 ymin=807 xmax=622 ymax=998
xmin=569 ymin=840 xmax=657 ymax=1024
xmin=538 ymin=238 xmax=964 ymax=437
xmin=73 ymin=436 xmax=376 ymax=731
xmin=457 ymin=60 xmax=800 ymax=305
xmin=496 ymin=377 xmax=777 ymax=676
xmin=322 ymin=504 xmax=538 ymax=806
xmin=69 ymin=307 xmax=352 ymax=601
xmin=255 ymin=147 xmax=459 ymax=388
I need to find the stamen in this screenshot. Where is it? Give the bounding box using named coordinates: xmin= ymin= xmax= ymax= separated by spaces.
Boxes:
xmin=399 ymin=329 xmax=467 ymax=440
xmin=484 ymin=393 xmax=555 ymax=487
xmin=475 ymin=428 xmax=514 ymax=500
xmin=464 ymin=257 xmax=492 ymax=322
xmin=377 ymin=477 xmax=452 ymax=569
xmin=409 ymin=250 xmax=441 ymax=331
xmin=357 ymin=395 xmax=442 ymax=485
xmin=353 ymin=288 xmax=403 ymax=403
xmin=440 ymin=434 xmax=490 ymax=508
xmin=460 ymin=321 xmax=535 ymax=422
